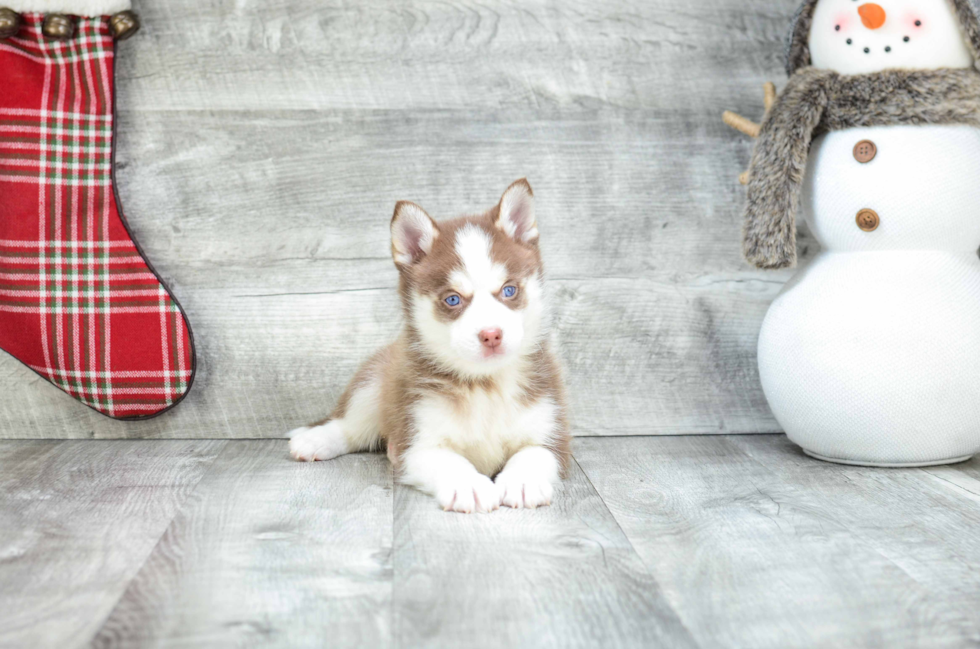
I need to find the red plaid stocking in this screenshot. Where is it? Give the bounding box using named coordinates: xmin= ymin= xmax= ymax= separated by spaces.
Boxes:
xmin=0 ymin=5 xmax=195 ymax=419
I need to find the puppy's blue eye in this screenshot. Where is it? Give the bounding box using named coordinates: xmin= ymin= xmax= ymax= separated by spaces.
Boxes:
xmin=502 ymin=285 xmax=517 ymax=298
xmin=445 ymin=294 xmax=461 ymax=307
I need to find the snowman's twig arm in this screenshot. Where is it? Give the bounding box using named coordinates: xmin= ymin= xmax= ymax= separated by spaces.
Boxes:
xmin=763 ymin=82 xmax=776 ymax=111
xmin=722 ymin=111 xmax=760 ymax=138
xmin=723 ymin=83 xmax=778 ymax=184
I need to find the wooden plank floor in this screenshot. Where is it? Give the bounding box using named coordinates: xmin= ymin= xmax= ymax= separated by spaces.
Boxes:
xmin=1 ymin=436 xmax=978 ymax=648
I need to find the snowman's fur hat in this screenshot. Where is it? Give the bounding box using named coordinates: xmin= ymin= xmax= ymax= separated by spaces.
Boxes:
xmin=785 ymin=0 xmax=980 ymax=74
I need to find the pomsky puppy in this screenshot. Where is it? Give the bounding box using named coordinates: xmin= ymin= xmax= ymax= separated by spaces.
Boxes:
xmin=288 ymin=179 xmax=570 ymax=513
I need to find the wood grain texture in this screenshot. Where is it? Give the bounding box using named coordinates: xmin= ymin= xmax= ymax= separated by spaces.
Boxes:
xmin=931 ymin=454 xmax=980 ymax=489
xmin=0 ymin=0 xmax=808 ymax=438
xmin=0 ymin=440 xmax=225 ymax=649
xmin=3 ymin=438 xmax=979 ymax=647
xmin=574 ymin=435 xmax=980 ymax=649
xmin=91 ymin=442 xmax=393 ymax=648
xmin=392 ymin=457 xmax=695 ymax=648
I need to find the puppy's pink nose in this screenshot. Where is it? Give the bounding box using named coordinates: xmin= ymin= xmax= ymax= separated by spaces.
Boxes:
xmin=479 ymin=328 xmax=503 ymax=349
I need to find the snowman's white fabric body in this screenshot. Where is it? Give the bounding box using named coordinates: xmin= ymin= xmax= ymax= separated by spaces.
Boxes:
xmin=757 ymin=0 xmax=980 ymax=465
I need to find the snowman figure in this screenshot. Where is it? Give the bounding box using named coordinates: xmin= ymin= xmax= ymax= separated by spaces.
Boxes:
xmin=730 ymin=0 xmax=980 ymax=465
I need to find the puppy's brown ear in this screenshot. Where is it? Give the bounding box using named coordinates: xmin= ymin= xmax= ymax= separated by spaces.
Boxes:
xmin=496 ymin=178 xmax=538 ymax=245
xmin=391 ymin=201 xmax=439 ymax=267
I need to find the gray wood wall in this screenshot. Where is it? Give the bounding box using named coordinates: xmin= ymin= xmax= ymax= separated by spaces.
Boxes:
xmin=0 ymin=0 xmax=809 ymax=439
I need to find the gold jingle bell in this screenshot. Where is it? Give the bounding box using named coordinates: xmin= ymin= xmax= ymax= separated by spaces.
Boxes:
xmin=42 ymin=13 xmax=75 ymax=40
xmin=109 ymin=10 xmax=139 ymax=40
xmin=0 ymin=7 xmax=22 ymax=39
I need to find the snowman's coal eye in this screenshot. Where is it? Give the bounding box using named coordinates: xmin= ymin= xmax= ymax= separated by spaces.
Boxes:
xmin=915 ymin=20 xmax=922 ymax=27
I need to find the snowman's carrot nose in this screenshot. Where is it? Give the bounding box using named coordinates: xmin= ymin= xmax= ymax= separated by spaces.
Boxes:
xmin=858 ymin=3 xmax=887 ymax=30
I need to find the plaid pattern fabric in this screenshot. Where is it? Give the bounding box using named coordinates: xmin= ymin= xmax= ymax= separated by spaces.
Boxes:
xmin=0 ymin=14 xmax=194 ymax=419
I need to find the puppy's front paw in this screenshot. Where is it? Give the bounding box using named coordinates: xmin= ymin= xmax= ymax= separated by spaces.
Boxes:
xmin=288 ymin=422 xmax=348 ymax=462
xmin=436 ymin=473 xmax=501 ymax=514
xmin=495 ymin=470 xmax=554 ymax=509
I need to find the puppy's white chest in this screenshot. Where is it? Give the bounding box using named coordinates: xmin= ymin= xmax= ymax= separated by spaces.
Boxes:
xmin=412 ymin=383 xmax=556 ymax=476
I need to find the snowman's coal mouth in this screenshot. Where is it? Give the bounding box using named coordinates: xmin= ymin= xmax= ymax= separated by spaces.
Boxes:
xmin=845 ymin=36 xmax=909 ymax=55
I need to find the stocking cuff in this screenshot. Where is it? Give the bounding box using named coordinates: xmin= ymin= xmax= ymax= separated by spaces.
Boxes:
xmin=3 ymin=0 xmax=131 ymax=16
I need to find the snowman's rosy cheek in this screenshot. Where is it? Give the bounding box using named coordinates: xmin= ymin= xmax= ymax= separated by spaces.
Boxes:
xmin=902 ymin=15 xmax=925 ymax=32
xmin=833 ymin=12 xmax=855 ymax=33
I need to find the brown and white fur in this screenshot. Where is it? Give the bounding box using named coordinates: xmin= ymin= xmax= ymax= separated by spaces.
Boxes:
xmin=287 ymin=179 xmax=570 ymax=513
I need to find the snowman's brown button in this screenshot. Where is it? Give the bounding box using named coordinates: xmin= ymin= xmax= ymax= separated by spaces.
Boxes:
xmin=853 ymin=140 xmax=877 ymax=163
xmin=856 ymin=208 xmax=880 ymax=232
